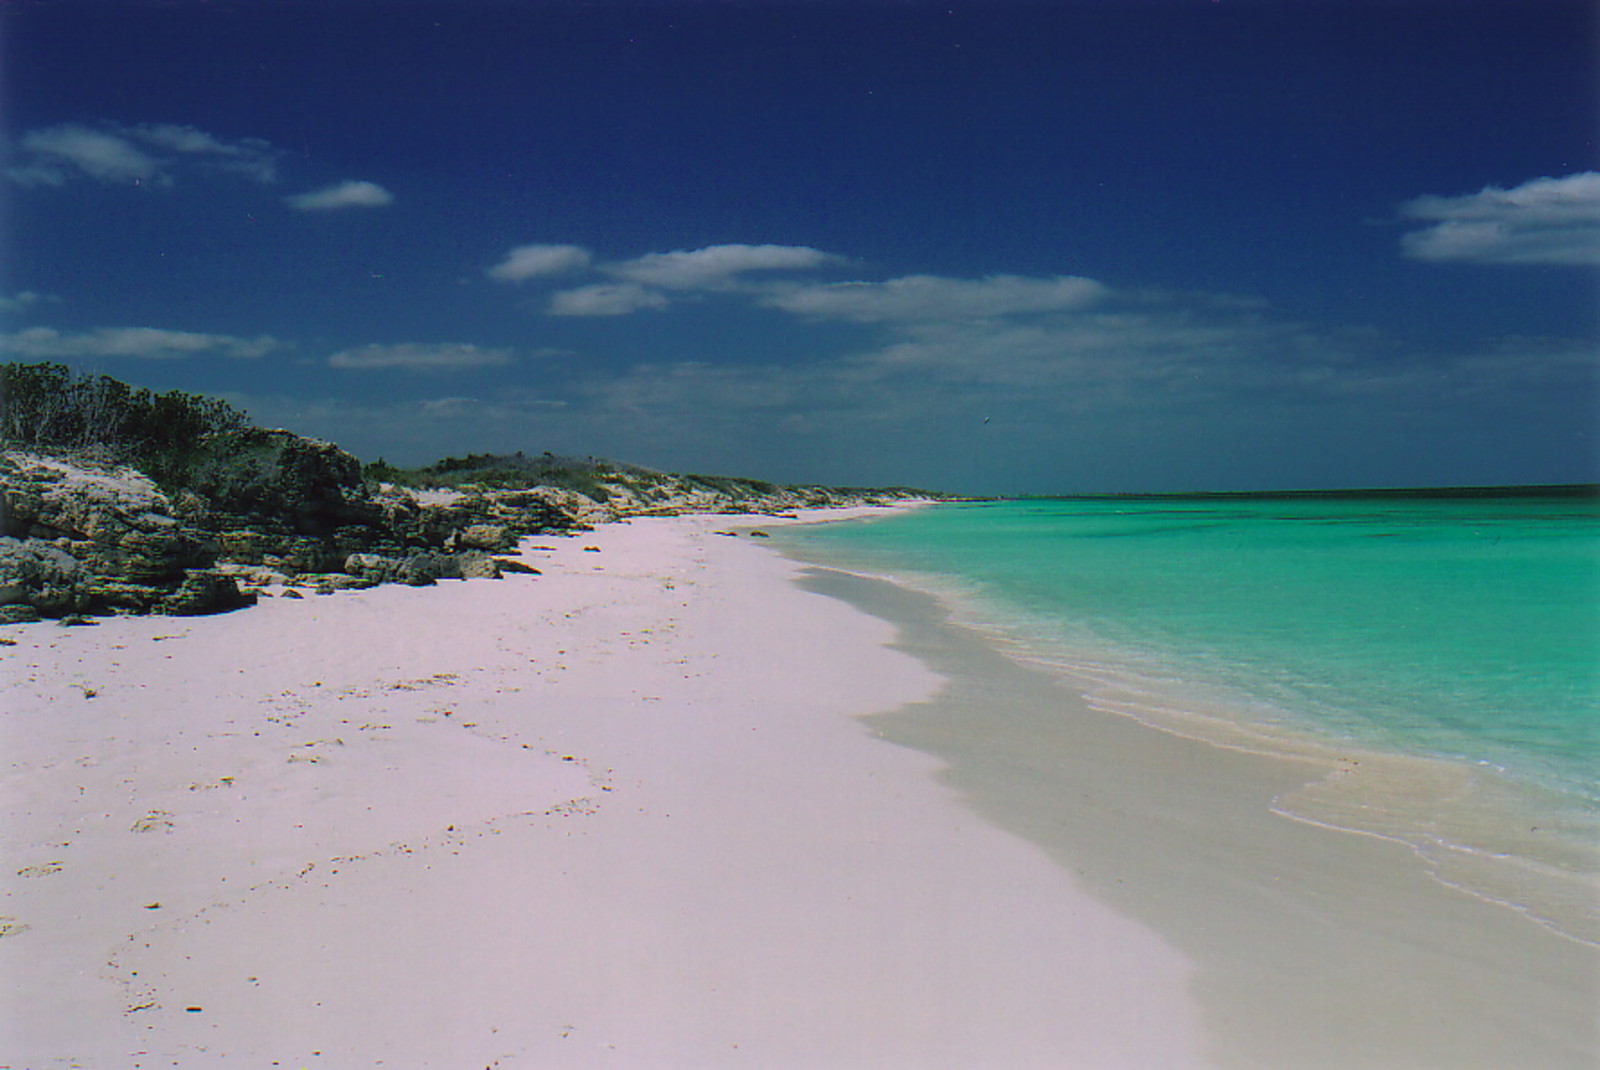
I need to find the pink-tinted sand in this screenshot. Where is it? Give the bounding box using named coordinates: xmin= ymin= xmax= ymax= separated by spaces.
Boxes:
xmin=1 ymin=511 xmax=1206 ymax=1068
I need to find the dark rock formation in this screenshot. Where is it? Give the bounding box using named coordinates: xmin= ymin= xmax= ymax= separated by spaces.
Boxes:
xmin=372 ymin=487 xmax=583 ymax=552
xmin=0 ymin=538 xmax=87 ymax=620
xmin=1 ymin=425 xmax=936 ymax=623
xmin=0 ymin=435 xmax=584 ymax=620
xmin=0 ymin=453 xmax=253 ymax=619
xmin=342 ymin=549 xmax=502 ymax=587
xmin=170 ymin=429 xmax=393 ymax=572
xmin=162 ymin=569 xmax=259 ymax=616
xmin=179 ymin=430 xmax=376 ymax=532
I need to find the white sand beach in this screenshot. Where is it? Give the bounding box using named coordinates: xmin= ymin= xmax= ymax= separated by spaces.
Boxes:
xmin=1 ymin=510 xmax=1208 ymax=1069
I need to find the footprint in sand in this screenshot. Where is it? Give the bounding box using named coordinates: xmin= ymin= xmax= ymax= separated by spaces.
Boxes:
xmin=16 ymin=861 xmax=65 ymax=878
xmin=130 ymin=811 xmax=175 ymax=833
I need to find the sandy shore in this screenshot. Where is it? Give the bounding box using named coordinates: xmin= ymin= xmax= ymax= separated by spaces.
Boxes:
xmin=1 ymin=510 xmax=1207 ymax=1069
xmin=8 ymin=507 xmax=1593 ymax=1069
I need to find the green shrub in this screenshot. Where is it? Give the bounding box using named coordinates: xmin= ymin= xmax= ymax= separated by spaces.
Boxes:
xmin=1 ymin=362 xmax=252 ymax=484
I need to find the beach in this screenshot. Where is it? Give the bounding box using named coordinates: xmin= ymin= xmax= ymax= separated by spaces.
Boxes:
xmin=798 ymin=566 xmax=1599 ymax=1069
xmin=1 ymin=509 xmax=1203 ymax=1069
xmin=2 ymin=508 xmax=1595 ymax=1068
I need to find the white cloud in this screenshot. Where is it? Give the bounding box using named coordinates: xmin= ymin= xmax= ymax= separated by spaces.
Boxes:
xmin=0 ymin=326 xmax=280 ymax=360
xmin=229 ymin=308 xmax=1595 ymax=492
xmin=327 ymin=342 xmax=514 ymax=370
xmin=481 ymin=241 xmax=841 ymax=315
xmin=136 ymin=123 xmax=239 ymax=155
xmin=10 ymin=125 xmax=164 ymax=186
xmin=1400 ymin=172 xmax=1600 ymax=265
xmin=766 ymin=273 xmax=1109 ymax=323
xmin=547 ymin=283 xmax=670 ymax=317
xmin=285 ymin=180 xmax=395 ymax=211
xmin=573 ymin=306 xmax=1594 ymax=463
xmin=487 ymin=244 xmax=594 ymax=282
xmin=6 ymin=122 xmax=280 ymax=188
xmin=0 ymin=291 xmax=53 ymax=315
xmin=133 ymin=123 xmax=279 ymax=183
xmin=607 ymin=243 xmax=841 ymax=291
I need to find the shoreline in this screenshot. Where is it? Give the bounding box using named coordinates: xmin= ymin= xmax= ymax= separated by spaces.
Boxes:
xmin=777 ymin=520 xmax=1600 ymax=951
xmin=1 ymin=508 xmax=1209 ymax=1068
xmin=7 ymin=503 xmax=1594 ymax=1067
xmin=775 ymin=537 xmax=1600 ymax=1066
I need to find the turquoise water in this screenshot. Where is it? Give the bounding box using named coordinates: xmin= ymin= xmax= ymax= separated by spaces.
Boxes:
xmin=786 ymin=497 xmax=1600 ymax=917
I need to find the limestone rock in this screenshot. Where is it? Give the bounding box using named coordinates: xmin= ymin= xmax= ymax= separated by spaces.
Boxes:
xmin=456 ymin=551 xmax=502 ymax=579
xmin=160 ymin=570 xmax=257 ymax=616
xmin=0 ymin=537 xmax=90 ymax=616
xmin=456 ymin=523 xmax=515 ymax=552
xmin=177 ymin=429 xmax=380 ymax=537
xmin=1 ymin=430 xmax=930 ymax=624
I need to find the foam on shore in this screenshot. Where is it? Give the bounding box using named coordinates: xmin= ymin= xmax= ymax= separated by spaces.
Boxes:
xmin=787 ymin=561 xmax=1600 ymax=1068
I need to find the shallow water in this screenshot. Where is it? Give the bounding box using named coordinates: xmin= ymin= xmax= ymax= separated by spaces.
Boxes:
xmin=784 ymin=496 xmax=1600 ymax=943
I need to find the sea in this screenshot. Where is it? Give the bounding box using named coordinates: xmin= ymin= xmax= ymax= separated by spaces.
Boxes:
xmin=782 ymin=492 xmax=1600 ymax=945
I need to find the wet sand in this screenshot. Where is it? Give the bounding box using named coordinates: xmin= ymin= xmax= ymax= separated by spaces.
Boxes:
xmin=795 ymin=565 xmax=1599 ymax=1069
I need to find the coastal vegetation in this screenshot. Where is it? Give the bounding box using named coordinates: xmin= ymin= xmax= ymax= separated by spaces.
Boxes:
xmin=0 ymin=362 xmax=251 ymax=487
xmin=363 ymin=452 xmax=648 ymax=502
xmin=362 ymin=452 xmax=927 ymax=503
xmin=1 ymin=362 xmax=939 ymax=505
xmin=1 ymin=363 xmax=935 ymax=621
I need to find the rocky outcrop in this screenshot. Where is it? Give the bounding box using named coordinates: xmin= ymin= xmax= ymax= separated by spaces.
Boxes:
xmin=166 ymin=429 xmax=395 ymax=575
xmin=342 ymin=549 xmax=502 ymax=587
xmin=0 ymin=453 xmax=253 ymax=622
xmin=371 ymin=485 xmax=582 ymax=553
xmin=0 ymin=432 xmax=932 ymax=623
xmin=0 ymin=538 xmax=89 ymax=620
xmin=178 ymin=429 xmax=378 ymax=534
xmin=0 ymin=437 xmax=587 ymax=621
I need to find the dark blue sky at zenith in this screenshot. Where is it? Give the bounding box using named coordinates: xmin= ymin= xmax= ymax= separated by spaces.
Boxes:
xmin=1 ymin=0 xmax=1595 ymax=494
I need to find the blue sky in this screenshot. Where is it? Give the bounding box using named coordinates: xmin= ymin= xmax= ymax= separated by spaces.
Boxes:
xmin=2 ymin=0 xmax=1595 ymax=493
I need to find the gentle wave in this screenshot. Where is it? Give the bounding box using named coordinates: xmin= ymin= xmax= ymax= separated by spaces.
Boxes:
xmin=784 ymin=498 xmax=1600 ymax=945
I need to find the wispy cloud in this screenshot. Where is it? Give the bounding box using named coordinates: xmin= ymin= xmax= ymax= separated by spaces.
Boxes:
xmin=0 ymin=326 xmax=281 ymax=360
xmin=765 ymin=273 xmax=1109 ymax=323
xmin=487 ymin=244 xmax=594 ymax=282
xmin=0 ymin=291 xmax=55 ymax=316
xmin=6 ymin=122 xmax=280 ymax=188
xmin=485 ymin=241 xmax=842 ymax=316
xmin=228 ymin=310 xmax=1594 ymax=490
xmin=560 ymin=257 xmax=1591 ymax=438
xmin=605 ymin=243 xmax=841 ymax=291
xmin=132 ymin=123 xmax=278 ymax=183
xmin=564 ymin=310 xmax=1594 ymax=486
xmin=286 ymin=180 xmax=395 ymax=211
xmin=327 ymin=342 xmax=515 ymax=370
xmin=547 ymin=283 xmax=671 ymax=317
xmin=1400 ymin=172 xmax=1600 ymax=266
xmin=9 ymin=125 xmax=163 ymax=187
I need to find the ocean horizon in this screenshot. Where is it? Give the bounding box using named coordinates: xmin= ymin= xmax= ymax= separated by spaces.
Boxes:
xmin=783 ymin=493 xmax=1600 ymax=946
xmin=1027 ymin=483 xmax=1599 ymax=500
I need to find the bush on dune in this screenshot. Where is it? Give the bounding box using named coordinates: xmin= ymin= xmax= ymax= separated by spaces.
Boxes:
xmin=1 ymin=362 xmax=252 ymax=486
